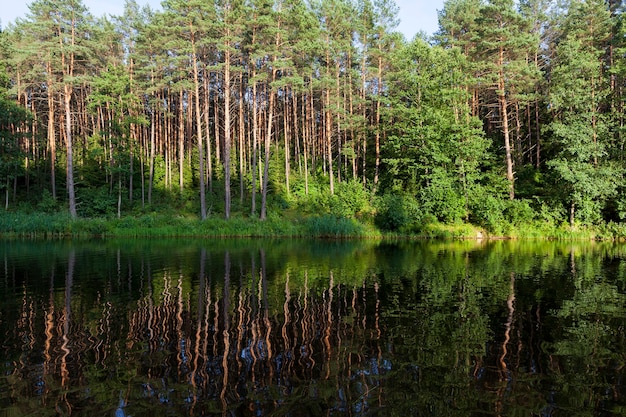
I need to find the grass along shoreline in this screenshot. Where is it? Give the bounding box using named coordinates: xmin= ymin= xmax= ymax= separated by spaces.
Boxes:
xmin=0 ymin=212 xmax=380 ymax=239
xmin=0 ymin=211 xmax=623 ymax=240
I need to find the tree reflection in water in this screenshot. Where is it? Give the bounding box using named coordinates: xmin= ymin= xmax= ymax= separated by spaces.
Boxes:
xmin=1 ymin=239 xmax=626 ymax=416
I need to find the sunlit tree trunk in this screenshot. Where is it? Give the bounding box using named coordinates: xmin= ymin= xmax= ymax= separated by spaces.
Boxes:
xmin=190 ymin=27 xmax=207 ymax=220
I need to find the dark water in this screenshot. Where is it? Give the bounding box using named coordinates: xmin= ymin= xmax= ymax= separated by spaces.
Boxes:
xmin=1 ymin=238 xmax=626 ymax=416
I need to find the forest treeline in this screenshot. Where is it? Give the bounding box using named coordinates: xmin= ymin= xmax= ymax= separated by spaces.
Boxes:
xmin=1 ymin=0 xmax=626 ymax=236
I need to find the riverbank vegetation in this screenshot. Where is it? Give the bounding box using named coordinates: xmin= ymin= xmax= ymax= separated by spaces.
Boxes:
xmin=1 ymin=0 xmax=626 ymax=239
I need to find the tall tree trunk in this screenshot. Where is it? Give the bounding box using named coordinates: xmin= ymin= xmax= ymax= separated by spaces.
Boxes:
xmin=261 ymin=79 xmax=275 ymax=221
xmin=191 ymin=28 xmax=207 ymax=220
xmin=203 ymin=72 xmax=213 ymax=194
xmin=117 ymin=171 xmax=122 ymax=219
xmin=251 ymin=75 xmax=258 ymax=216
xmin=284 ymin=89 xmax=290 ymax=196
xmin=5 ymin=178 xmax=9 ymax=211
xmin=535 ymin=100 xmax=541 ymax=168
xmin=238 ymin=74 xmax=245 ymax=204
xmin=324 ymin=33 xmax=335 ymax=196
xmin=64 ymin=85 xmax=77 ymax=218
xmin=303 ymin=90 xmax=309 ymax=195
xmin=325 ymin=89 xmax=334 ymax=195
xmin=178 ymin=89 xmax=185 ymax=194
xmin=59 ymin=8 xmax=78 ymax=218
xmin=499 ymin=48 xmax=515 ymax=200
xmin=214 ymin=89 xmax=221 ymax=164
xmin=148 ymin=106 xmax=156 ymax=204
xmin=360 ymin=43 xmax=368 ymax=186
xmin=374 ymin=54 xmax=382 ymax=187
xmin=47 ymin=69 xmax=57 ymax=200
xmin=223 ymin=44 xmax=232 ymax=220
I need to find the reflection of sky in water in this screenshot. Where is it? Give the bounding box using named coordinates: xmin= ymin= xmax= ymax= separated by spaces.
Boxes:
xmin=1 ymin=239 xmax=626 ymax=415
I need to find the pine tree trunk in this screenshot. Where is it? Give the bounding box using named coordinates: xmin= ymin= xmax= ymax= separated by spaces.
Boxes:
xmin=64 ymin=85 xmax=77 ymax=218
xmin=499 ymin=48 xmax=515 ymax=200
xmin=203 ymin=73 xmax=213 ymax=194
xmin=251 ymin=79 xmax=258 ymax=216
xmin=325 ymin=89 xmax=334 ymax=196
xmin=535 ymin=100 xmax=541 ymax=169
xmin=148 ymin=106 xmax=156 ymax=204
xmin=239 ymin=75 xmax=245 ymax=204
xmin=302 ymin=93 xmax=309 ymax=195
xmin=191 ymin=28 xmax=207 ymax=220
xmin=500 ymin=90 xmax=515 ymax=200
xmin=47 ymin=79 xmax=57 ymax=200
xmin=5 ymin=178 xmax=9 ymax=211
xmin=284 ymin=90 xmax=290 ymax=196
xmin=117 ymin=173 xmax=122 ymax=219
xmin=374 ymin=54 xmax=382 ymax=187
xmin=178 ymin=90 xmax=185 ymax=194
xmin=223 ymin=46 xmax=232 ymax=220
xmin=261 ymin=79 xmax=275 ymax=221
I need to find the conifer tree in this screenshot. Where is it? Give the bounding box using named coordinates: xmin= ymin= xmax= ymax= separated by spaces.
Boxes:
xmin=16 ymin=0 xmax=95 ymax=217
xmin=546 ymin=0 xmax=617 ymax=225
xmin=475 ymin=0 xmax=539 ymax=200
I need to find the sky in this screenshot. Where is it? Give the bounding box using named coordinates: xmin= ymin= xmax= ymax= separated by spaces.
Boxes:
xmin=0 ymin=0 xmax=444 ymax=40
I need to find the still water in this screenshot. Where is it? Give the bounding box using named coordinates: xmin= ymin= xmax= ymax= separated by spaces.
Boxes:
xmin=1 ymin=238 xmax=626 ymax=416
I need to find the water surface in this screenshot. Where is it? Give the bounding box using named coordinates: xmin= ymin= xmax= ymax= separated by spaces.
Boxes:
xmin=1 ymin=238 xmax=626 ymax=416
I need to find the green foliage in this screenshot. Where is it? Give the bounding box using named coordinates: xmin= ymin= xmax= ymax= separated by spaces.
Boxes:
xmin=503 ymin=199 xmax=536 ymax=226
xmin=544 ymin=3 xmax=619 ymax=226
xmin=420 ymin=221 xmax=483 ymax=239
xmin=0 ymin=212 xmax=72 ymax=237
xmin=36 ymin=189 xmax=59 ymax=213
xmin=532 ymin=198 xmax=565 ymax=226
xmin=418 ymin=168 xmax=467 ymax=223
xmin=2 ymin=0 xmax=626 ymax=237
xmin=78 ymin=186 xmax=118 ymax=217
xmin=303 ymin=214 xmax=369 ymax=238
xmin=0 ymin=70 xmax=31 ymax=187
xmin=382 ymin=37 xmax=489 ymax=225
xmin=328 ymin=180 xmax=373 ymax=219
xmin=469 ymin=192 xmax=507 ymax=233
xmin=469 ymin=197 xmax=538 ymax=235
xmin=374 ymin=193 xmax=421 ymax=232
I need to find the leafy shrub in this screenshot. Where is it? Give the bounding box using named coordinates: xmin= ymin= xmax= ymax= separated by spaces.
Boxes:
xmin=504 ymin=199 xmax=535 ymax=226
xmin=36 ymin=189 xmax=59 ymax=213
xmin=537 ymin=199 xmax=566 ymax=225
xmin=469 ymin=192 xmax=506 ymax=233
xmin=418 ymin=170 xmax=466 ymax=223
xmin=329 ymin=180 xmax=373 ymax=218
xmin=374 ymin=193 xmax=421 ymax=232
xmin=574 ymin=198 xmax=603 ymax=226
xmin=598 ymin=221 xmax=626 ymax=240
xmin=290 ymin=177 xmax=341 ymax=216
xmin=78 ymin=186 xmax=117 ymax=217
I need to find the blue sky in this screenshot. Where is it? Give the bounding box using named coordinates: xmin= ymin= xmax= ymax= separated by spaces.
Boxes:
xmin=0 ymin=0 xmax=443 ymax=40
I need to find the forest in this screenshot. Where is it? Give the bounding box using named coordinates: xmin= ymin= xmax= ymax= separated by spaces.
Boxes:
xmin=0 ymin=0 xmax=625 ymax=237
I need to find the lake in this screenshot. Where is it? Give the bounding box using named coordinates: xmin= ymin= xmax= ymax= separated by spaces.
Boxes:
xmin=1 ymin=238 xmax=626 ymax=416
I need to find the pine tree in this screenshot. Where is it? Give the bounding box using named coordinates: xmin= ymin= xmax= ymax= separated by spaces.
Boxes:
xmin=16 ymin=0 xmax=96 ymax=217
xmin=546 ymin=0 xmax=617 ymax=225
xmin=475 ymin=0 xmax=539 ymax=200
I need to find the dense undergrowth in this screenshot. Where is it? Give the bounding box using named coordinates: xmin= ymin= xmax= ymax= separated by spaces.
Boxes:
xmin=2 ymin=171 xmax=625 ymax=240
xmin=1 ymin=203 xmax=623 ymax=240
